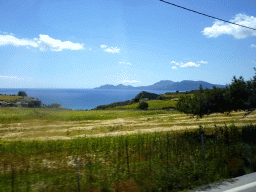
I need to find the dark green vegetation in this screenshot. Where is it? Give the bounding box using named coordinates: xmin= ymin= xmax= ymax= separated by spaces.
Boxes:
xmin=177 ymin=68 xmax=256 ymax=118
xmin=1 ymin=124 xmax=256 ymax=191
xmin=48 ymin=103 xmax=63 ymax=109
xmin=138 ymin=101 xmax=148 ymax=110
xmin=93 ymin=91 xmax=180 ymax=110
xmin=18 ymin=91 xmax=27 ymax=97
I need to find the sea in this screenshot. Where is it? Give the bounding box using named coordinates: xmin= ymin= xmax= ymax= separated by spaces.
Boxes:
xmin=0 ymin=88 xmax=175 ymax=110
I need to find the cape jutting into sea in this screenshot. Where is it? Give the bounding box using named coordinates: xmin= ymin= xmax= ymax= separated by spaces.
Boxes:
xmin=0 ymin=88 xmax=174 ymax=110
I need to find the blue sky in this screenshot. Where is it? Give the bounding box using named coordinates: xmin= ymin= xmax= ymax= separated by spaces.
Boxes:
xmin=0 ymin=0 xmax=255 ymax=88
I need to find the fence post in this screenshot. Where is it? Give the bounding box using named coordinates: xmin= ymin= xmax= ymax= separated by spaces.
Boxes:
xmin=166 ymin=133 xmax=169 ymax=169
xmin=200 ymin=126 xmax=206 ymax=169
xmin=250 ymin=142 xmax=254 ymax=172
xmin=11 ymin=168 xmax=15 ymax=192
xmin=125 ymin=139 xmax=130 ymax=177
xmin=75 ymin=157 xmax=81 ymax=192
xmin=26 ymin=165 xmax=30 ymax=192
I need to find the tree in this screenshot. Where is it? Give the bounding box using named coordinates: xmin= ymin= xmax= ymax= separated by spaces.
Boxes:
xmin=18 ymin=91 xmax=27 ymax=97
xmin=177 ymin=85 xmax=210 ymax=118
xmin=247 ymin=68 xmax=256 ymax=110
xmin=190 ymin=85 xmax=208 ymax=118
xmin=204 ymin=86 xmax=230 ymax=113
xmin=229 ymin=76 xmax=248 ymax=111
xmin=176 ymin=94 xmax=193 ymax=115
xmin=177 ymin=68 xmax=256 ymax=118
xmin=138 ymin=101 xmax=148 ymax=110
xmin=49 ymin=103 xmax=62 ymax=108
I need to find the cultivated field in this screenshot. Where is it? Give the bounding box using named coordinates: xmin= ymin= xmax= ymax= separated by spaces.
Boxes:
xmin=0 ymin=108 xmax=255 ymax=141
xmin=0 ymin=95 xmax=21 ymax=103
xmin=1 ymin=107 xmax=256 ymax=192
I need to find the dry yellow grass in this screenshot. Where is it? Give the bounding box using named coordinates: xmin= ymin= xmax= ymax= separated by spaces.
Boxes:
xmin=0 ymin=95 xmax=21 ymax=103
xmin=1 ymin=110 xmax=256 ymax=141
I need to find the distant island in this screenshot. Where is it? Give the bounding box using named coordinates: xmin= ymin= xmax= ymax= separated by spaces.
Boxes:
xmin=94 ymin=80 xmax=226 ymax=91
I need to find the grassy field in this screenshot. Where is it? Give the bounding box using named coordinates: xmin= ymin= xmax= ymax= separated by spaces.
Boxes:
xmin=1 ymin=95 xmax=256 ymax=191
xmin=0 ymin=107 xmax=256 ymax=142
xmin=0 ymin=95 xmax=21 ymax=103
xmin=1 ymin=123 xmax=256 ymax=191
xmin=0 ymin=107 xmax=175 ymax=123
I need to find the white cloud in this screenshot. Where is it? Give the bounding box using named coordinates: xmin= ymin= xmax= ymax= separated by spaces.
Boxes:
xmin=0 ymin=34 xmax=84 ymax=51
xmin=180 ymin=62 xmax=200 ymax=68
xmin=36 ymin=35 xmax=84 ymax=51
xmin=171 ymin=60 xmax=207 ymax=69
xmin=251 ymin=44 xmax=256 ymax=48
xmin=0 ymin=35 xmax=38 ymax=47
xmin=198 ymin=60 xmax=208 ymax=64
xmin=100 ymin=45 xmax=107 ymax=49
xmin=100 ymin=44 xmax=120 ymax=53
xmin=202 ymin=13 xmax=256 ymax=39
xmin=119 ymin=62 xmax=131 ymax=65
xmin=0 ymin=75 xmax=24 ymax=80
xmin=89 ymin=48 xmax=92 ymax=51
xmin=104 ymin=47 xmax=120 ymax=53
xmin=121 ymin=80 xmax=141 ymax=83
xmin=171 ymin=61 xmax=182 ymax=65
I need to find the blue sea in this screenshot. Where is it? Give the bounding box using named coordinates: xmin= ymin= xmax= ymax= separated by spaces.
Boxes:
xmin=0 ymin=88 xmax=174 ymax=110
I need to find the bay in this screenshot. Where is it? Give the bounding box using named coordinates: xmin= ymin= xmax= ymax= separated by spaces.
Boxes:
xmin=0 ymin=88 xmax=174 ymax=110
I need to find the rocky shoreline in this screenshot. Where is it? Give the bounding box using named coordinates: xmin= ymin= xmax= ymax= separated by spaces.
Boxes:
xmin=0 ymin=95 xmax=46 ymax=108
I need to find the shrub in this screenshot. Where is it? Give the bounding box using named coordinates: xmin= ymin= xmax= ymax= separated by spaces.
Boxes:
xmin=18 ymin=91 xmax=27 ymax=97
xmin=49 ymin=103 xmax=62 ymax=108
xmin=138 ymin=101 xmax=148 ymax=110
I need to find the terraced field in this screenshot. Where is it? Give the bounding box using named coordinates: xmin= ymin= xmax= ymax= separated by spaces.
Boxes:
xmin=1 ymin=109 xmax=255 ymax=141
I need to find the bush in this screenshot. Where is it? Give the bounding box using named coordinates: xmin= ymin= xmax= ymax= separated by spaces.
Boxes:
xmin=133 ymin=98 xmax=140 ymax=102
xmin=138 ymin=101 xmax=148 ymax=110
xmin=18 ymin=91 xmax=27 ymax=97
xmin=49 ymin=103 xmax=62 ymax=108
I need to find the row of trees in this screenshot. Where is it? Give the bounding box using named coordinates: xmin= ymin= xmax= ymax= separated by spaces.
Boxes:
xmin=177 ymin=68 xmax=256 ymax=118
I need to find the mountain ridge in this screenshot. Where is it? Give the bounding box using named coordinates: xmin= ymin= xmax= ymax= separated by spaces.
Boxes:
xmin=94 ymin=80 xmax=226 ymax=91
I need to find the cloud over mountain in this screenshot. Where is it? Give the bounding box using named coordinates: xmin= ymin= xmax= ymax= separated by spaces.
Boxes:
xmin=171 ymin=61 xmax=207 ymax=69
xmin=120 ymin=80 xmax=141 ymax=83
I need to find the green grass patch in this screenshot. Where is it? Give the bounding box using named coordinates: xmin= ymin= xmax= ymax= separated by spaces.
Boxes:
xmin=0 ymin=108 xmax=174 ymax=123
xmin=0 ymin=95 xmax=21 ymax=103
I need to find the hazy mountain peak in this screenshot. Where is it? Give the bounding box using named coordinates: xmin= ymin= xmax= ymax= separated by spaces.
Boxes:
xmin=94 ymin=80 xmax=225 ymax=91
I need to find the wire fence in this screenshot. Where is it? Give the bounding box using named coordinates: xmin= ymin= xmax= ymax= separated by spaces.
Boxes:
xmin=1 ymin=125 xmax=256 ymax=191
